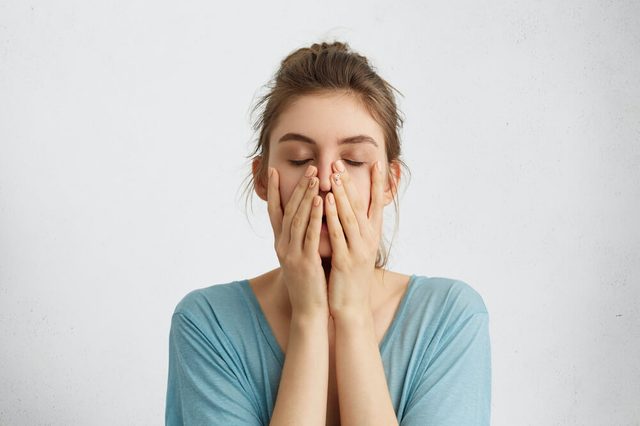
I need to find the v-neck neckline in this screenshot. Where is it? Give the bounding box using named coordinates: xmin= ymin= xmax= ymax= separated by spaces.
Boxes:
xmin=239 ymin=274 xmax=418 ymax=365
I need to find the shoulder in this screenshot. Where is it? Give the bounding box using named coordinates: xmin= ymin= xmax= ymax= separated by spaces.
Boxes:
xmin=404 ymin=276 xmax=491 ymax=367
xmin=407 ymin=275 xmax=489 ymax=321
xmin=171 ymin=279 xmax=249 ymax=328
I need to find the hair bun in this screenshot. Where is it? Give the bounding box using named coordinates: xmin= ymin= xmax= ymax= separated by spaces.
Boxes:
xmin=280 ymin=41 xmax=353 ymax=69
xmin=309 ymin=41 xmax=350 ymax=53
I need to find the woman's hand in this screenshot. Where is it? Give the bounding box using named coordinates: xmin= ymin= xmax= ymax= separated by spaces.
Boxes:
xmin=267 ymin=165 xmax=329 ymax=317
xmin=324 ymin=159 xmax=385 ymax=321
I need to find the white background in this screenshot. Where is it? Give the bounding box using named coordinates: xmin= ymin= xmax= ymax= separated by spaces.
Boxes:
xmin=1 ymin=1 xmax=639 ymax=425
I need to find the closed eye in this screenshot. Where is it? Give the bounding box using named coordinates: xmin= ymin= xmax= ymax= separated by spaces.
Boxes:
xmin=288 ymin=159 xmax=365 ymax=167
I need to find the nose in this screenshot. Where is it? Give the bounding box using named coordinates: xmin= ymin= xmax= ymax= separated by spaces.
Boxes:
xmin=316 ymin=161 xmax=334 ymax=194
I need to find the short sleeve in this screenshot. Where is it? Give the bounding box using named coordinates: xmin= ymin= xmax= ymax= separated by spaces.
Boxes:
xmin=401 ymin=311 xmax=492 ymax=426
xmin=165 ymin=312 xmax=262 ymax=426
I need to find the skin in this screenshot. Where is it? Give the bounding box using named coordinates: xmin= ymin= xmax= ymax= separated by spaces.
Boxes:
xmin=253 ymin=90 xmax=403 ymax=425
xmin=254 ymin=90 xmax=401 ymax=261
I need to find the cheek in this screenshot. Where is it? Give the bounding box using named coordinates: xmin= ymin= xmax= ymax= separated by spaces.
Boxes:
xmin=279 ymin=178 xmax=297 ymax=209
xmin=351 ymin=177 xmax=372 ymax=211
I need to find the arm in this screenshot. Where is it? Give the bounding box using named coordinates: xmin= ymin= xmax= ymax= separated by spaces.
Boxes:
xmin=269 ymin=312 xmax=329 ymax=426
xmin=334 ymin=310 xmax=399 ymax=426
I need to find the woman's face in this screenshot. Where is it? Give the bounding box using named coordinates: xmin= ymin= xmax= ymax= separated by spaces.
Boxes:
xmin=267 ymin=91 xmax=390 ymax=258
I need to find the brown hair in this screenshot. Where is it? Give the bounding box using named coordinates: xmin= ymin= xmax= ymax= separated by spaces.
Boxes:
xmin=239 ymin=40 xmax=410 ymax=268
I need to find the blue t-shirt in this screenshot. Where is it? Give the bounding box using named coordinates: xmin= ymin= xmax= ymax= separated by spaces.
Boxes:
xmin=165 ymin=274 xmax=491 ymax=425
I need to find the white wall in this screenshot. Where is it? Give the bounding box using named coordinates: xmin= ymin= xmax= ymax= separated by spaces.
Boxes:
xmin=1 ymin=0 xmax=638 ymax=424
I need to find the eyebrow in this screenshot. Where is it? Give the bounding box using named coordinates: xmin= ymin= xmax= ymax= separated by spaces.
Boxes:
xmin=277 ymin=132 xmax=379 ymax=148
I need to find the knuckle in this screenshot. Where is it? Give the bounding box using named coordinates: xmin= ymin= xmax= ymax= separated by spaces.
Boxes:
xmin=291 ymin=215 xmax=302 ymax=229
xmin=283 ymin=203 xmax=294 ymax=217
xmin=282 ymin=251 xmax=298 ymax=265
xmin=304 ymin=231 xmax=314 ymax=244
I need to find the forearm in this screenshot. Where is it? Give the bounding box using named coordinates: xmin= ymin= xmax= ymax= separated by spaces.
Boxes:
xmin=270 ymin=312 xmax=329 ymax=426
xmin=334 ymin=310 xmax=398 ymax=426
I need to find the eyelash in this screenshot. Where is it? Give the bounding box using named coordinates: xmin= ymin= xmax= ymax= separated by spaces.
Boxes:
xmin=288 ymin=159 xmax=365 ymax=167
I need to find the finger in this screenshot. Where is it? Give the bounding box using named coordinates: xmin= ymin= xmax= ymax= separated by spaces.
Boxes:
xmin=281 ymin=165 xmax=316 ymax=245
xmin=368 ymin=160 xmax=384 ymax=234
xmin=325 ymin=192 xmax=348 ymax=256
xmin=266 ymin=167 xmax=282 ymax=238
xmin=304 ymin=195 xmax=323 ymax=255
xmin=333 ymin=160 xmax=369 ymax=234
xmin=330 ymin=165 xmax=361 ymax=246
xmin=290 ymin=176 xmax=319 ymax=249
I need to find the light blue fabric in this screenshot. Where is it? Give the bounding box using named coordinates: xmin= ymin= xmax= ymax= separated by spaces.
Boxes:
xmin=165 ymin=275 xmax=491 ymax=425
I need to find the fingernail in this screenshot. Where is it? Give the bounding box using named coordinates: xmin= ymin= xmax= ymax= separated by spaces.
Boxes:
xmin=305 ymin=165 xmax=314 ymax=177
xmin=328 ymin=193 xmax=335 ymax=205
xmin=335 ymin=160 xmax=345 ymax=172
xmin=376 ymin=161 xmax=382 ymax=174
xmin=268 ymin=167 xmax=274 ymax=178
xmin=333 ymin=173 xmax=342 ymax=185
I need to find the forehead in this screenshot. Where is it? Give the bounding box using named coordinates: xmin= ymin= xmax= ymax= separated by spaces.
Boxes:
xmin=270 ymin=92 xmax=385 ymax=150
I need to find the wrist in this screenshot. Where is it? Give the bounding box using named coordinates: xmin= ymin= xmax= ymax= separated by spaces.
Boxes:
xmin=331 ymin=307 xmax=374 ymax=328
xmin=291 ymin=308 xmax=330 ymax=325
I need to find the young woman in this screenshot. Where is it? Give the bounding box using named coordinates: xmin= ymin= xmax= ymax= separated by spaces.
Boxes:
xmin=165 ymin=41 xmax=491 ymax=426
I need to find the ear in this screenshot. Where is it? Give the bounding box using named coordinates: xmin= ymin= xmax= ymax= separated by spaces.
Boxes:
xmin=252 ymin=156 xmax=268 ymax=202
xmin=383 ymin=160 xmax=401 ymax=206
